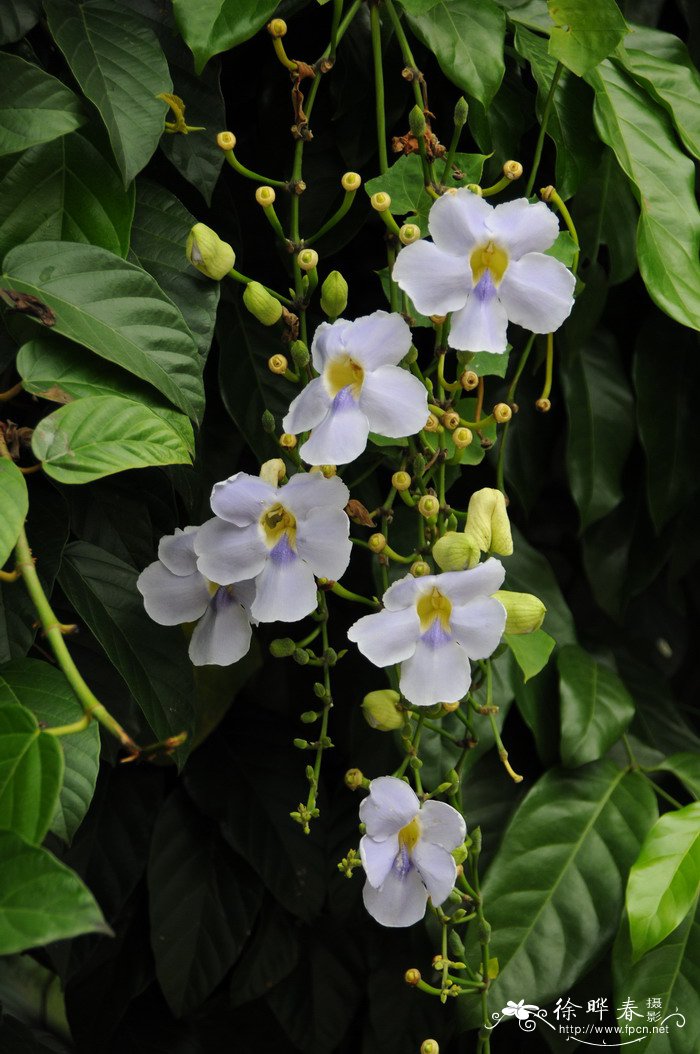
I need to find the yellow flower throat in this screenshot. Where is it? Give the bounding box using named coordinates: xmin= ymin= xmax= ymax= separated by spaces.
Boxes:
xmin=398 ymin=815 xmax=421 ymax=854
xmin=470 ymin=240 xmax=508 ymax=286
xmin=416 ymin=587 xmax=452 ymax=632
xmin=326 ymin=354 xmax=365 ymax=397
xmin=260 ymin=502 xmax=297 ymax=549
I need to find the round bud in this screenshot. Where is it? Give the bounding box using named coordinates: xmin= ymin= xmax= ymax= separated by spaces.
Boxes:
xmin=344 ymin=768 xmax=364 ymax=790
xmin=424 ymin=413 xmax=441 ymax=433
xmin=460 ymin=369 xmax=479 ymax=390
xmin=410 ymin=560 xmax=431 ymax=577
xmin=300 ymin=711 xmax=319 ymax=723
xmin=280 ymin=433 xmax=297 ymax=449
xmin=255 ymin=185 xmax=276 ymax=206
xmin=370 ymin=192 xmax=392 ymax=213
xmin=269 ymin=637 xmax=296 ymax=658
xmin=418 ymin=494 xmax=440 ymax=519
xmin=540 ymin=185 xmax=555 ymax=202
xmin=293 ymin=737 xmax=309 ymax=748
xmin=293 ymin=649 xmax=310 ymax=666
xmin=503 ymin=160 xmax=523 ymax=181
xmin=341 ymin=171 xmax=362 ymax=192
xmin=297 ymin=248 xmax=318 ymax=272
xmin=311 ymin=464 xmax=337 ymax=478
xmin=404 ymin=968 xmax=422 ymax=986
xmin=216 ymin=130 xmax=236 ymax=151
xmin=368 ymin=532 xmax=387 ymax=553
xmin=362 ymin=689 xmax=403 ymax=731
xmin=399 ymin=223 xmax=421 ymax=245
xmin=536 ymin=397 xmax=551 ymax=413
xmin=493 ymin=402 xmax=513 ymax=423
xmin=442 ymin=411 xmax=460 ymax=431
xmin=392 ymin=470 xmax=412 ymax=491
xmin=442 ymin=701 xmax=461 ymax=713
xmin=466 ymin=183 xmax=483 ymax=196
xmin=453 ymin=427 xmax=473 ymax=449
xmin=267 ymin=18 xmax=287 ymax=36
xmin=245 ymin=281 xmax=284 ymax=326
xmin=420 ymin=1041 xmax=439 ymax=1054
xmin=431 ymin=955 xmax=444 ymax=968
xmin=268 ymin=354 xmax=288 ymax=375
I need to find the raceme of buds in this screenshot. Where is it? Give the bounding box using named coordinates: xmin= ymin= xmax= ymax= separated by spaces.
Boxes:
xmin=186 ymin=223 xmax=234 ymax=280
xmin=362 ymin=689 xmax=404 ymax=731
xmin=320 ymin=271 xmax=348 ymax=318
xmin=432 ymin=531 xmax=479 ymax=572
xmin=465 ymin=487 xmax=513 ymax=557
xmin=493 ymin=589 xmax=546 ymax=634
xmin=244 ymin=281 xmax=283 ymax=326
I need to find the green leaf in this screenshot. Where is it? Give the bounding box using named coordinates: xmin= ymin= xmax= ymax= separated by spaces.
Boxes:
xmin=2 ymin=241 xmax=204 ymax=422
xmin=0 ymin=660 xmax=99 ymax=844
xmin=560 ymin=330 xmax=635 ymax=530
xmin=587 ymin=60 xmax=700 ymax=332
xmin=0 ymin=129 xmax=135 ymax=261
xmin=503 ymin=526 xmax=576 ymax=646
xmin=571 ymin=148 xmax=638 ymax=285
xmin=0 ymin=703 xmax=63 ymax=844
xmin=229 ymin=902 xmax=300 ymax=1007
xmin=0 ymin=1 xmax=42 ymax=45
xmin=0 ymin=459 xmax=27 ymax=571
xmin=398 ymin=0 xmax=441 ymax=11
xmin=130 ymin=180 xmax=219 ymax=360
xmin=148 ymin=791 xmax=263 ymax=1016
xmin=0 ymin=830 xmax=109 ymax=955
xmin=405 ymin=0 xmax=506 ymax=107
xmin=172 ymin=0 xmax=279 ymax=74
xmin=32 ymin=396 xmax=194 ymax=485
xmin=505 ymin=629 xmax=555 ymax=682
xmin=0 ymin=52 xmax=85 ymax=158
xmin=626 ymin=804 xmax=700 ymax=960
xmin=461 ymin=348 xmax=511 ymax=378
xmin=620 ymin=47 xmax=700 ymax=160
xmin=58 ymin=541 xmax=195 ymax=755
xmin=653 ymin=754 xmax=700 ymax=802
xmin=546 ymin=230 xmax=579 ymax=265
xmin=45 ymin=0 xmax=172 ymax=186
xmin=458 ymin=763 xmax=657 ymax=1029
xmin=558 ymin=644 xmax=635 ymax=767
xmin=547 ymin=0 xmax=628 ymax=76
xmin=365 ymin=152 xmax=486 ymax=235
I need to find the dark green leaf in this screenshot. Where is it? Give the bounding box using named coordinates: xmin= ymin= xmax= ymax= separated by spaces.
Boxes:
xmin=172 ymin=0 xmax=279 ymax=74
xmin=45 ymin=0 xmax=172 ymax=186
xmin=653 ymin=754 xmax=700 ymax=802
xmin=229 ymin=903 xmax=300 ymax=1007
xmin=505 ymin=629 xmax=555 ymax=682
xmin=365 ymin=152 xmax=486 ymax=235
xmin=547 ymin=0 xmax=628 ymax=76
xmin=0 ymin=53 xmax=85 ymax=158
xmin=0 ymin=703 xmax=63 ymax=844
xmin=620 ymin=46 xmax=700 ymax=159
xmin=503 ymin=527 xmax=576 ymax=646
xmin=0 ymin=458 xmax=27 ymax=570
xmin=571 ymin=148 xmax=638 ymax=284
xmin=0 ymin=0 xmax=42 ymax=44
xmin=558 ymin=644 xmax=635 ymax=767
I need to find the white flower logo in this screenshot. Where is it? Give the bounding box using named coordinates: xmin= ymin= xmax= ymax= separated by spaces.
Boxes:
xmin=502 ymin=999 xmax=540 ymax=1021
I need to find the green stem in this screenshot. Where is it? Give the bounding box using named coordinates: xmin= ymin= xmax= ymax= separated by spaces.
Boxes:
xmin=384 ymin=0 xmax=424 ymax=110
xmin=43 ymin=714 xmax=92 ymax=736
xmin=305 ymin=189 xmax=357 ymax=245
xmin=304 ymin=593 xmax=332 ymax=828
xmin=328 ymin=580 xmax=379 ymax=608
xmin=227 ymin=268 xmax=293 ymax=306
xmin=640 ymin=773 xmax=684 ymax=811
xmin=222 ymin=149 xmax=287 ymax=188
xmin=370 ymin=3 xmax=389 ymax=174
xmin=524 ymin=61 xmax=563 ymax=197
xmin=547 ymin=187 xmax=580 ymax=273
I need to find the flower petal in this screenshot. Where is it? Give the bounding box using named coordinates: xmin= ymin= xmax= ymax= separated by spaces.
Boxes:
xmin=343 ymin=310 xmax=412 ymax=370
xmin=295 ymin=505 xmax=351 ymax=580
xmin=362 ymin=864 xmax=427 ymax=927
xmin=412 ymin=840 xmax=457 ymax=905
xmin=210 ymin=473 xmax=278 ymax=527
xmin=436 ymin=559 xmax=506 ymax=606
xmin=419 ymin=800 xmax=467 ymax=851
xmin=497 ymin=252 xmax=576 ymax=333
xmin=310 ymin=318 xmax=352 ymax=373
xmin=188 ymin=589 xmax=252 ymax=666
xmin=137 ymin=561 xmax=210 ymax=625
xmin=486 ymin=198 xmax=559 ymax=259
xmin=281 ymin=471 xmax=350 ymax=516
xmin=450 ymin=596 xmax=506 ymax=659
xmin=360 ymin=776 xmax=420 ymax=839
xmin=194 ymin=518 xmax=267 ymax=585
xmin=447 ymin=280 xmax=509 ymax=353
xmin=358 ymin=366 xmax=429 ymax=438
xmin=399 ymin=637 xmax=471 ymax=706
xmin=299 ymin=395 xmax=370 ymax=466
xmin=392 ymin=240 xmax=470 ymax=316
xmin=283 ymin=378 xmax=331 ymax=434
xmin=158 ymin=526 xmax=199 ymax=576
xmin=347 ymin=606 xmax=420 ymax=667
xmin=360 ymin=833 xmax=400 ymax=888
xmin=250 ymin=549 xmax=318 ymax=623
xmin=382 ymin=573 xmax=426 ymax=612
xmin=428 ymin=188 xmax=492 ymax=256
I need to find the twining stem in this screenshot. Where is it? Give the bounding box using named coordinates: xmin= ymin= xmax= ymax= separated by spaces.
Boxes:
xmin=304 ymin=591 xmax=333 ymax=826
xmin=546 ymin=187 xmax=580 ymax=273
xmin=525 ymin=60 xmax=563 ymax=198
xmin=222 ymin=149 xmax=287 ymax=188
xmin=384 ymin=0 xmax=424 ymax=111
xmin=471 ymin=843 xmax=492 ymax=1054
xmin=540 ymin=331 xmax=554 ymax=401
xmin=370 ymin=3 xmax=389 ymax=173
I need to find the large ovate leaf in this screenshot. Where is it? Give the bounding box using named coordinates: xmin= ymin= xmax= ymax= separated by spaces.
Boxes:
xmin=172 ymin=0 xmax=279 ymax=74
xmin=621 ymin=46 xmax=700 ymax=160
xmin=0 ymin=459 xmax=27 ymax=571
xmin=547 ymin=0 xmax=628 ymax=76
xmin=44 ymin=0 xmax=172 ymax=186
xmin=32 ymin=396 xmax=194 ymax=485
xmin=571 ymin=148 xmax=638 ymax=285
xmin=654 ymin=754 xmax=700 ymax=802
xmin=0 ymin=0 xmax=42 ymax=44
xmin=365 ymin=152 xmax=487 ymax=235
xmin=2 ymin=242 xmax=204 ymax=422
xmin=0 ymin=52 xmax=85 ymax=158
xmin=587 ymin=60 xmax=700 ymax=332
xmin=505 ymin=630 xmax=555 ymax=683
xmin=0 ymin=703 xmax=63 ymax=844
xmin=558 ymin=644 xmax=635 ymax=767
xmin=0 ymin=830 xmax=109 ymax=955
xmin=0 ymin=659 xmax=99 ymax=844
xmin=626 ymin=804 xmax=700 ymax=960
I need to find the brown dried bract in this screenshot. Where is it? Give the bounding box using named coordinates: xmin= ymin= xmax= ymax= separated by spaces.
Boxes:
xmin=281 ymin=307 xmax=300 ymax=341
xmin=1 ymin=421 xmax=33 ymax=460
xmin=1 ymin=289 xmax=56 ymax=326
xmin=391 ymin=128 xmax=446 ymax=161
xmin=345 ymin=499 xmax=376 ymax=527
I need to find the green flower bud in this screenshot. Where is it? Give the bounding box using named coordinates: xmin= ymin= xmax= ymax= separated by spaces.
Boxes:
xmin=290 ymin=340 xmax=310 ymax=369
xmin=465 ymin=488 xmax=513 ymax=556
xmin=493 ymin=590 xmax=546 ymax=634
xmin=270 ymin=637 xmax=295 ymax=657
xmin=418 ymin=494 xmax=440 ymax=519
xmin=261 ymin=409 xmax=276 ymax=434
xmin=409 ymin=105 xmax=426 ymax=138
xmin=362 ymin=689 xmax=403 ymax=731
xmin=320 ymin=271 xmax=348 ymax=318
xmin=186 ymin=223 xmax=234 ymax=280
xmin=454 ymin=96 xmax=468 ymax=127
xmin=421 ymin=1041 xmax=439 ymax=1054
xmin=293 ymin=648 xmax=310 ymax=665
xmin=243 ymin=281 xmax=283 ymax=326
xmin=344 ymin=767 xmax=364 ymax=790
xmin=452 ymin=843 xmax=468 ymax=865
xmin=300 ymin=711 xmax=319 ymax=723
xmin=432 ymin=532 xmax=479 ymax=571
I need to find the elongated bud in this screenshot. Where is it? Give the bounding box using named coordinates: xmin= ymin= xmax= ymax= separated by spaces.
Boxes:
xmin=405 ymin=969 xmax=421 ymax=986
xmin=341 ymin=171 xmax=361 ymax=192
xmin=262 ymin=410 xmax=276 ymax=433
xmin=290 ymin=340 xmax=310 ymax=369
xmin=245 ymin=282 xmax=283 ymax=326
xmin=442 ymin=410 xmax=460 ymax=430
xmin=370 ymin=192 xmax=391 ymax=213
xmin=186 ymin=223 xmax=234 ymax=280
xmin=270 ymin=637 xmax=295 ymax=657
xmin=298 ymin=248 xmax=318 ymax=272
xmin=368 ymin=532 xmax=386 ymax=553
xmin=432 ymin=531 xmax=479 ymax=572
xmin=460 ymin=369 xmax=479 ymax=390
xmin=493 ymin=402 xmax=512 ymax=423
xmin=453 ymin=427 xmax=473 ymax=449
xmin=454 ymin=96 xmax=468 ymax=127
xmin=452 ymin=843 xmax=468 ymax=864
xmin=399 ymin=223 xmax=421 ymax=245
xmin=216 ymin=130 xmax=236 ymax=151
xmin=259 ymin=457 xmax=285 ymax=486
xmin=268 ymin=353 xmax=288 ymax=375
xmin=392 ymin=470 xmax=412 ymax=491
xmin=267 ymin=18 xmax=287 ymax=36
xmin=344 ymin=767 xmax=364 ymax=790
xmin=493 ymin=590 xmax=546 ymax=634
xmin=409 ymin=105 xmax=426 ymax=138
xmin=255 ymin=185 xmax=276 ymax=206
xmin=411 ymin=560 xmax=431 ymax=577
xmin=465 ymin=488 xmax=513 ymax=556
xmin=320 ymin=271 xmax=348 ymax=317
xmin=279 ymin=433 xmax=297 ymax=449
xmin=503 ymin=160 xmax=523 ymax=181
xmin=362 ymin=689 xmax=403 ymax=731
xmin=418 ymin=494 xmax=440 ymax=519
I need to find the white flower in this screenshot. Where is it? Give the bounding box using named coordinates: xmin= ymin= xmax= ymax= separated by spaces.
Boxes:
xmin=137 ymin=527 xmax=255 ymax=666
xmin=194 ymin=471 xmax=351 ymax=623
xmin=347 ymin=560 xmax=506 ymax=706
xmin=502 ymin=1000 xmax=540 ymax=1021
xmin=282 ymin=310 xmax=428 ymax=465
xmin=392 ymin=192 xmax=576 ymax=353
xmin=360 ymin=776 xmax=466 ymax=927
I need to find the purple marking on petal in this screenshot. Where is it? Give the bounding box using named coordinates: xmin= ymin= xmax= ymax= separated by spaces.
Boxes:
xmin=210 ymin=586 xmax=234 ymax=613
xmin=331 ymin=385 xmax=357 ymax=412
xmin=394 ymin=845 xmax=413 ymax=878
xmin=474 ymin=271 xmax=497 ymax=303
xmin=270 ymin=534 xmax=298 ymax=565
xmin=421 ymin=620 xmax=452 ymax=649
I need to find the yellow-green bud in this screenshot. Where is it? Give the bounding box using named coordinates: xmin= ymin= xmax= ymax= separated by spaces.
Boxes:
xmin=368 ymin=532 xmax=386 ymax=553
xmin=320 ymin=271 xmax=348 ymax=318
xmin=493 ymin=590 xmax=546 ymax=634
xmin=503 ymin=160 xmax=523 ymax=181
xmin=244 ymin=281 xmax=283 ymax=326
xmin=467 ymin=183 xmax=483 ymax=196
xmin=540 ymin=185 xmax=555 ymax=202
xmin=418 ymin=494 xmax=440 ymax=519
xmin=267 ymin=18 xmax=287 ymax=36
xmin=344 ymin=767 xmax=364 ymax=790
xmin=454 ymin=96 xmax=468 ymax=127
xmin=430 ymin=314 xmax=447 ymax=325
xmin=270 ymin=637 xmax=295 ymax=657
xmin=442 ymin=700 xmax=461 ymax=714
xmin=432 ymin=531 xmax=479 ymax=572
xmin=186 ymin=223 xmax=234 ymax=280
xmin=405 ymin=968 xmax=422 ymax=986
xmin=370 ymin=192 xmax=391 ymax=213
xmin=311 ymin=464 xmax=337 ymax=478
xmin=411 ymin=560 xmax=431 ymax=577
xmin=216 ymin=130 xmax=236 ymax=151
xmin=255 ymin=185 xmax=276 ymax=206
xmin=465 ymin=488 xmax=513 ymax=556
xmin=421 ymin=1041 xmax=439 ymax=1054
xmin=536 ymin=397 xmax=551 ymax=412
xmin=493 ymin=402 xmax=512 ymax=423
xmin=409 ymin=105 xmax=426 ymax=138
xmin=451 ymin=843 xmax=468 ymax=865
xmin=259 ymin=458 xmax=285 ymax=486
xmin=399 ymin=223 xmax=421 ymax=245
xmin=460 ymin=369 xmax=479 ymax=390
xmin=268 ymin=353 xmax=288 ymax=375
xmin=279 ymin=433 xmax=297 ymax=449
xmin=424 ymin=412 xmax=441 ymax=433
xmin=442 ymin=410 xmax=460 ymax=431
xmin=298 ymin=248 xmax=318 ymax=272
xmin=392 ymin=470 xmax=412 ymax=491
xmin=362 ymin=689 xmax=403 ymax=731
xmin=290 ymin=340 xmax=310 ymax=369
xmin=453 ymin=427 xmax=473 ymax=449
xmin=341 ymin=171 xmax=361 ymax=192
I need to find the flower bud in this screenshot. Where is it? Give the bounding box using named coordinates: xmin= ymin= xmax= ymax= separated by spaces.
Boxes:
xmin=344 ymin=767 xmax=364 ymax=790
xmin=451 ymin=843 xmax=468 ymax=865
xmin=418 ymin=494 xmax=440 ymax=519
xmin=290 ymin=340 xmax=310 ymax=369
xmin=409 ymin=105 xmax=426 ymax=138
xmin=465 ymin=488 xmax=513 ymax=556
xmin=442 ymin=410 xmax=460 ymax=431
xmin=536 ymin=397 xmax=551 ymax=413
xmin=280 ymin=433 xmax=297 ymax=449
xmin=493 ymin=590 xmax=546 ymax=634
xmin=262 ymin=409 xmax=276 ymax=433
xmin=362 ymin=689 xmax=403 ymax=731
xmin=421 ymin=1041 xmax=439 ymax=1054
xmin=392 ymin=470 xmax=412 ymax=491
xmin=300 ymin=710 xmax=319 ymax=723
xmin=311 ymin=464 xmax=336 ymax=478
xmin=370 ymin=192 xmax=391 ymax=213
xmin=267 ymin=18 xmax=287 ymax=36
xmin=255 ymin=185 xmax=276 ymax=206
xmin=270 ymin=637 xmax=295 ymax=657
xmin=368 ymin=532 xmax=386 ymax=553
xmin=259 ymin=458 xmax=285 ymax=486
xmin=405 ymin=968 xmax=421 ymax=986
xmin=540 ymin=185 xmax=555 ymax=202
xmin=493 ymin=402 xmax=512 ymax=423
xmin=410 ymin=560 xmax=431 ymax=577
xmin=460 ymin=369 xmax=479 ymax=390
xmin=268 ymin=353 xmax=288 ymax=375
xmin=424 ymin=413 xmax=441 ymax=433
xmin=453 ymin=427 xmax=473 ymax=449
xmin=320 ymin=271 xmax=348 ymax=318
xmin=503 ymin=160 xmax=523 ymax=181
xmin=293 ymin=649 xmax=310 ymax=666
xmin=297 ymin=248 xmax=318 ymax=272
xmin=466 ymin=183 xmax=483 ymax=196
xmin=454 ymin=96 xmax=468 ymax=127
xmin=442 ymin=701 xmax=461 ymax=713
xmin=432 ymin=531 xmax=479 ymax=572
xmin=186 ymin=223 xmax=234 ymax=280
xmin=216 ymin=130 xmax=236 ymax=151
xmin=245 ymin=281 xmax=283 ymax=326
xmin=399 ymin=223 xmax=421 ymax=245
xmin=341 ymin=171 xmax=361 ymax=192
xmin=293 ymin=737 xmax=309 ymax=749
